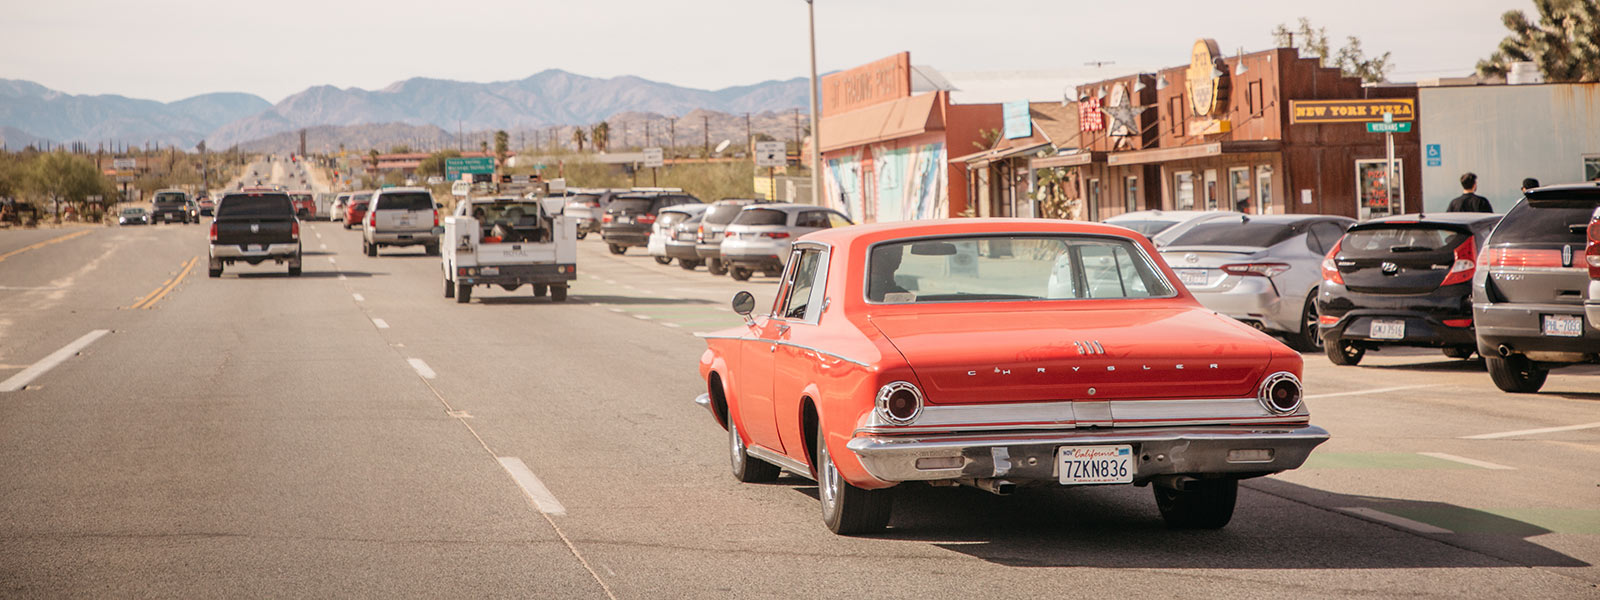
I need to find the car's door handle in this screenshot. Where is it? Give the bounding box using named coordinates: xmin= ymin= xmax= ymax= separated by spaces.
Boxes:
xmin=769 ymin=345 xmax=777 ymax=353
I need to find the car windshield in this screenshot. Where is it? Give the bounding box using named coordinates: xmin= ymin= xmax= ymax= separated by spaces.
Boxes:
xmin=732 ymin=208 xmax=787 ymax=226
xmin=1166 ymin=220 xmax=1296 ymax=248
xmin=216 ymin=194 xmax=293 ymax=219
xmin=609 ymin=197 xmax=655 ymax=213
xmin=867 ymin=235 xmax=1175 ymax=303
xmin=154 ymin=193 xmax=185 ymax=203
xmin=376 ymin=192 xmax=433 ymax=211
xmin=705 ymin=202 xmax=750 ymax=225
xmin=1109 ymin=219 xmax=1179 ymax=236
xmin=121 ymin=208 xmax=144 ymax=215
xmin=1342 ymin=226 xmax=1468 ymax=256
xmin=1493 ymin=199 xmax=1595 ymax=245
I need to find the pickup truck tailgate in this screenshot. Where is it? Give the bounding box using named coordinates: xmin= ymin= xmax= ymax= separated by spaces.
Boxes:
xmin=216 ymin=220 xmax=294 ymax=247
xmin=376 ymin=208 xmax=432 ymax=231
xmin=476 ymin=242 xmax=558 ymax=265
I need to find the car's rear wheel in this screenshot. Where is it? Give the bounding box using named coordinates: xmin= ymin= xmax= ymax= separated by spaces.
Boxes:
xmin=456 ymin=283 xmax=471 ymax=304
xmin=818 ymin=426 xmax=891 ymax=535
xmin=444 ymin=276 xmax=455 ymax=298
xmin=425 ymin=242 xmax=440 ymax=256
xmin=1154 ymin=478 xmax=1237 ymax=529
xmin=729 ymin=420 xmax=779 ymax=483
xmin=550 ymin=285 xmax=568 ymax=302
xmin=608 ymin=244 xmax=626 ymax=255
xmin=729 ymin=266 xmax=752 ymax=281
xmin=533 ymin=284 xmax=548 ymax=297
xmin=365 ymin=242 xmax=377 ymax=257
xmin=1325 ymin=337 xmax=1364 ymax=366
xmin=653 ymin=256 xmax=672 ymax=265
xmin=1288 ymin=294 xmax=1323 ymax=352
xmin=576 ymin=231 xmax=588 ymax=240
xmin=1442 ymin=346 xmax=1475 ymax=359
xmin=707 ymin=258 xmax=728 ymax=276
xmin=208 ymin=264 xmax=223 ymax=278
xmin=1486 ymin=354 xmax=1548 ymax=393
xmin=679 ymin=260 xmax=700 ymax=271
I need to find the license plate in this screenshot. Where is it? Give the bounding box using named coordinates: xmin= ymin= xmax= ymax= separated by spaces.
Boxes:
xmin=398 ymin=234 xmax=412 ymax=240
xmin=620 ymin=217 xmax=632 ymax=224
xmin=1543 ymin=314 xmax=1582 ymax=337
xmin=1177 ymin=269 xmax=1208 ymax=286
xmin=1371 ymin=319 xmax=1406 ymax=340
xmin=247 ymin=244 xmax=262 ymax=252
xmin=481 ymin=267 xmax=499 ymax=276
xmin=1057 ymin=445 xmax=1134 ymax=485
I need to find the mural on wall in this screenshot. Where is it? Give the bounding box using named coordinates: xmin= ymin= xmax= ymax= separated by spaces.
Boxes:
xmin=825 ymin=142 xmax=947 ymax=222
xmin=824 ymin=151 xmax=863 ymax=220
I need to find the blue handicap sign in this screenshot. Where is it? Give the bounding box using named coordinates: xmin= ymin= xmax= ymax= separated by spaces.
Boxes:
xmin=1426 ymin=144 xmax=1442 ymax=167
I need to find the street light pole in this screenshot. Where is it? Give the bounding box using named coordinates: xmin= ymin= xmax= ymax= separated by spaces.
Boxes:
xmin=806 ymin=0 xmax=822 ymax=207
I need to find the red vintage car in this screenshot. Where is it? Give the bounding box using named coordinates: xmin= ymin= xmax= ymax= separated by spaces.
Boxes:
xmin=696 ymin=219 xmax=1329 ymax=534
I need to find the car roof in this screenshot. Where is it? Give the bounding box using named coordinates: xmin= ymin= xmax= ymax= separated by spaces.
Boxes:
xmin=373 ymin=187 xmax=428 ymax=194
xmin=661 ymin=204 xmax=709 ymax=214
xmin=1360 ymin=212 xmax=1502 ymax=226
xmin=1104 ymin=210 xmax=1218 ymax=221
xmin=739 ymin=203 xmax=828 ymax=214
xmin=1524 ymin=182 xmax=1600 ymax=202
xmin=802 ymin=218 xmax=1146 ymax=248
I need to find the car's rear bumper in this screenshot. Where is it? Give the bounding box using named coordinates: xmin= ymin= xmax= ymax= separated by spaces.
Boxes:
xmin=1188 ymin=278 xmax=1298 ymax=334
xmin=370 ymin=230 xmax=438 ymax=245
xmin=602 ymin=228 xmax=649 ymax=246
xmin=1318 ymin=308 xmax=1476 ymax=347
xmin=456 ymin=263 xmax=577 ymax=286
xmin=1474 ymin=301 xmax=1600 ymax=361
xmin=843 ymin=425 xmax=1329 ymax=484
xmin=695 ymin=243 xmax=723 ymax=260
xmin=211 ymin=243 xmax=300 ymax=262
xmin=666 ymin=240 xmax=700 ymax=260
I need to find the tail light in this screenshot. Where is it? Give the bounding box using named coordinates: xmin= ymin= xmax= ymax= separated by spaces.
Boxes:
xmin=1442 ymin=318 xmax=1473 ymax=327
xmin=1321 ymin=240 xmax=1344 ymax=285
xmin=761 ymin=231 xmax=791 ymax=239
xmin=433 ymin=209 xmax=439 ymax=228
xmin=696 ymin=224 xmax=705 ymax=244
xmin=1221 ymin=262 xmax=1289 ymax=277
xmin=1318 ymin=314 xmax=1338 ymax=325
xmin=1587 ymin=215 xmax=1600 ymax=279
xmin=1258 ymin=372 xmax=1303 ymax=414
xmin=291 ymin=220 xmax=300 ymax=240
xmin=1484 ymin=247 xmax=1563 ymax=268
xmin=1438 ymin=235 xmax=1476 ymax=287
xmin=637 ymin=214 xmax=657 ymax=225
xmin=874 ymin=382 xmax=923 ymax=425
xmin=602 ymin=214 xmax=613 ymax=224
xmin=208 ymin=222 xmax=218 ymax=242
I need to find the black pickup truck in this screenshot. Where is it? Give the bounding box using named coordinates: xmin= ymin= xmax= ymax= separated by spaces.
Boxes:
xmin=151 ymin=189 xmax=193 ymax=224
xmin=208 ymin=191 xmax=302 ymax=277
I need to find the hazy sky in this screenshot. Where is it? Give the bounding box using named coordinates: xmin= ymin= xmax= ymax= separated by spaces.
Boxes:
xmin=2 ymin=0 xmax=1527 ymax=103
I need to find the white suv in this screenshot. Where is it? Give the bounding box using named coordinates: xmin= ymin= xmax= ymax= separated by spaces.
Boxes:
xmin=362 ymin=187 xmax=441 ymax=257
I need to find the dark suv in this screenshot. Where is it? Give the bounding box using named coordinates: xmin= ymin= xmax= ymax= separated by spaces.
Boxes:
xmin=1473 ymin=183 xmax=1600 ymax=393
xmin=695 ymin=198 xmax=768 ymax=275
xmin=601 ymin=193 xmax=699 ymax=255
xmin=1317 ymin=213 xmax=1501 ymax=365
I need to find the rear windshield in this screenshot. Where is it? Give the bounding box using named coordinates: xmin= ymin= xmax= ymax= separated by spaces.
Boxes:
xmin=1167 ymin=220 xmax=1296 ymax=248
xmin=154 ymin=193 xmax=186 ymax=203
xmin=567 ymin=194 xmax=600 ymax=206
xmin=1341 ymin=226 xmax=1469 ymax=257
xmin=121 ymin=208 xmax=145 ymax=215
xmin=375 ymin=192 xmax=433 ymax=211
xmin=290 ymin=194 xmax=311 ymax=203
xmin=609 ymin=197 xmax=655 ymax=213
xmin=732 ymin=208 xmax=788 ymax=226
xmin=705 ymin=203 xmax=750 ymax=225
xmin=658 ymin=211 xmax=692 ymax=228
xmin=1491 ymin=199 xmax=1594 ymax=245
xmin=1110 ymin=220 xmax=1177 ymax=236
xmin=216 ymin=194 xmax=293 ymax=219
xmin=351 ymin=193 xmax=372 ymax=202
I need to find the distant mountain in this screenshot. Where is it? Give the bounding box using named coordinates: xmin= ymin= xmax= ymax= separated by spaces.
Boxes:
xmin=0 ymin=79 xmax=270 ymax=149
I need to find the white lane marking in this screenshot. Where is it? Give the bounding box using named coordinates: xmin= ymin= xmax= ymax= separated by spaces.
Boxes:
xmin=1305 ymin=384 xmax=1438 ymax=399
xmin=1417 ymin=452 xmax=1515 ymax=470
xmin=328 ymin=257 xmax=337 ymax=263
xmin=1462 ymin=421 xmax=1600 ymax=440
xmin=0 ymin=330 xmax=110 ymax=392
xmin=604 ymin=279 xmax=616 ymax=284
xmin=1337 ymin=507 xmax=1452 ymax=534
xmin=372 ymin=318 xmax=390 ymax=329
xmin=608 ymin=308 xmax=625 ymax=313
xmin=352 ymin=293 xmax=365 ymax=302
xmin=407 ymin=358 xmax=437 ymax=379
xmin=320 ymin=243 xmax=327 ymax=249
xmin=662 ymin=322 xmax=681 ymax=329
xmin=338 ymin=274 xmax=348 ymax=281
xmin=633 ymin=314 xmax=652 ymax=321
xmin=497 ymin=457 xmax=567 ymax=516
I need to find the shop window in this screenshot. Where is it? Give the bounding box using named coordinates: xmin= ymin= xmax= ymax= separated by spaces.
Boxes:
xmin=1088 ymin=178 xmax=1101 ymax=221
xmin=1228 ymin=167 xmax=1251 ymax=213
xmin=1585 ymin=155 xmax=1600 ymax=181
xmin=1256 ymin=165 xmax=1274 ymax=214
xmin=1356 ymin=159 xmax=1404 ymax=220
xmin=1248 ymin=81 xmax=1263 ymax=117
xmin=1169 ymin=96 xmax=1184 ymax=135
xmin=1173 ymin=171 xmax=1195 ymax=210
xmin=1124 ymin=176 xmax=1139 ymax=213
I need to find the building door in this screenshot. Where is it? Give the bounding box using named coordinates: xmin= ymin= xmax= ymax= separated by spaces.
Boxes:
xmin=1087 ymin=178 xmax=1101 ymax=222
xmin=1173 ymin=171 xmax=1195 ymax=210
xmin=1228 ymin=167 xmax=1251 ymax=213
xmin=1256 ymin=165 xmax=1274 ymax=214
xmin=1203 ymin=169 xmax=1218 ymax=210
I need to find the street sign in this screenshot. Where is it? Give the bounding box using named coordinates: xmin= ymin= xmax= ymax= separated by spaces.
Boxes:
xmin=451 ymin=180 xmax=470 ymax=197
xmin=1426 ymin=144 xmax=1442 ymax=167
xmin=112 ymin=158 xmax=136 ymax=170
xmin=1366 ymin=122 xmax=1412 ymax=133
xmin=445 ymin=157 xmax=495 ymax=181
xmin=754 ymin=141 xmax=786 ymax=168
xmin=643 ymin=147 xmax=664 ymax=168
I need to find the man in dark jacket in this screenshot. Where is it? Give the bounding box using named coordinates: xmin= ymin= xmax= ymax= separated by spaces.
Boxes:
xmin=1446 ymin=172 xmax=1493 ymax=212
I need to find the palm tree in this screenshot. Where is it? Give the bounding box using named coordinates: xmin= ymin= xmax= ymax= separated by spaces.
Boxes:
xmin=571 ymin=128 xmax=587 ymax=153
xmin=591 ymin=122 xmax=610 ymax=153
xmin=1477 ymin=0 xmax=1600 ymax=82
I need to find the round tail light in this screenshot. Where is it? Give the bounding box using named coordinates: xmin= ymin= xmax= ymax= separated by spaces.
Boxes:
xmin=875 ymin=381 xmax=924 ymax=425
xmin=1259 ymin=372 xmax=1303 ymax=414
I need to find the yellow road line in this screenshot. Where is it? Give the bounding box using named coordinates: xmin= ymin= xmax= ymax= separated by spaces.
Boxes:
xmin=0 ymin=229 xmax=93 ymax=264
xmin=131 ymin=257 xmax=197 ymax=310
xmin=127 ymin=278 xmax=174 ymax=308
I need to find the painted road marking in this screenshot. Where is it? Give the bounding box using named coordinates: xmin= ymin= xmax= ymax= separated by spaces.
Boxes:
xmin=662 ymin=322 xmax=681 ymax=328
xmin=320 ymin=243 xmax=327 ymax=249
xmin=328 ymin=257 xmax=337 ymax=263
xmin=1463 ymin=421 xmax=1600 ymax=440
xmin=604 ymin=279 xmax=617 ymax=284
xmin=1303 ymin=452 xmax=1473 ymax=470
xmin=0 ymin=330 xmax=110 ymax=392
xmin=1417 ymin=452 xmax=1515 ymax=470
xmin=608 ymin=308 xmax=625 ymax=313
xmin=0 ymin=229 xmax=93 ymax=264
xmin=407 ymin=358 xmax=436 ymax=379
xmin=633 ymin=314 xmax=652 ymax=320
xmin=372 ymin=318 xmax=390 ymax=329
xmin=1337 ymin=507 xmax=1453 ymax=534
xmin=352 ymin=293 xmax=364 ymax=302
xmin=130 ymin=257 xmax=198 ymax=309
xmin=497 ymin=457 xmax=567 ymax=516
xmin=338 ymin=274 xmax=348 ymax=281
xmin=1305 ymin=384 xmax=1438 ymax=399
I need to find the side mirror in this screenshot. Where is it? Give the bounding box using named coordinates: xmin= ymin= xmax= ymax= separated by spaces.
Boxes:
xmin=732 ymin=291 xmax=756 ymax=325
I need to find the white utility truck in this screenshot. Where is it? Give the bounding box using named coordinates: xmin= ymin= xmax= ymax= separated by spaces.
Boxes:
xmin=442 ymin=195 xmax=577 ymax=304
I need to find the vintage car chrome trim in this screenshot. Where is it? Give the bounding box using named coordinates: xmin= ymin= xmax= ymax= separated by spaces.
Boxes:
xmin=745 ymin=444 xmax=814 ymax=480
xmin=695 ymin=333 xmax=748 ymax=340
xmin=694 ymin=393 xmax=715 ymax=416
xmin=874 ymin=381 xmax=924 ymax=424
xmin=856 ymin=397 xmax=1307 ymax=435
xmin=861 ymin=232 xmax=1179 ymax=305
xmin=1257 ymin=371 xmax=1303 ymax=415
xmin=773 ymin=341 xmax=871 ymax=367
xmin=210 ymin=243 xmax=300 ymax=258
xmin=846 ymin=424 xmax=1330 ymax=483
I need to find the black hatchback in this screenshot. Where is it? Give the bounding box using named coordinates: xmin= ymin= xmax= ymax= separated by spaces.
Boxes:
xmin=600 ymin=193 xmax=699 ymax=255
xmin=1317 ymin=213 xmax=1502 ymax=365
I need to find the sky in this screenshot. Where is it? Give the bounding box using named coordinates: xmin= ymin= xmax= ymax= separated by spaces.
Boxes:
xmin=1 ymin=0 xmax=1529 ymax=104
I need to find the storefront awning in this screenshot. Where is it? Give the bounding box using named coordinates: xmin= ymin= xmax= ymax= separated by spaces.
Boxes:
xmin=1105 ymin=141 xmax=1282 ymax=166
xmin=818 ymin=92 xmax=943 ymax=153
xmin=1029 ymin=151 xmax=1104 ymax=169
xmin=953 ymin=142 xmax=1052 ymax=167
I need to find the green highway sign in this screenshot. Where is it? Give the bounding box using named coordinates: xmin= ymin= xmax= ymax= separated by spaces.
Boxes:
xmin=1367 ymin=122 xmax=1412 ymax=133
xmin=445 ymin=157 xmax=496 ymax=180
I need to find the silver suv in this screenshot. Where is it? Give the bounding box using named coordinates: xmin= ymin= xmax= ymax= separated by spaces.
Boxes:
xmin=719 ymin=204 xmax=852 ymax=281
xmin=362 ymin=187 xmax=440 ymax=256
xmin=694 ymin=198 xmax=768 ymax=275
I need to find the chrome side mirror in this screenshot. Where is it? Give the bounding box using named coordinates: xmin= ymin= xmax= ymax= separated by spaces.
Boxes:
xmin=732 ymin=291 xmax=756 ymax=326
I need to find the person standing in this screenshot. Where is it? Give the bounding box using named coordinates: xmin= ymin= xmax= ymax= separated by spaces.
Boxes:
xmin=1446 ymin=172 xmax=1493 ymax=212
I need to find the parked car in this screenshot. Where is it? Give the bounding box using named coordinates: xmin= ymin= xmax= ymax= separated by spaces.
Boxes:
xmin=118 ymin=207 xmax=150 ymax=225
xmin=208 ymin=190 xmax=301 ymax=277
xmin=601 ymin=192 xmax=700 ymax=254
xmin=695 ymin=198 xmax=769 ymax=275
xmin=720 ymin=204 xmax=853 ymax=281
xmin=343 ymin=191 xmax=372 ymax=229
xmin=668 ymin=213 xmax=709 ymax=270
xmin=151 ymin=189 xmax=192 ymax=224
xmin=1472 ymin=183 xmax=1600 ymax=392
xmin=1586 ymin=206 xmax=1600 ymax=337
xmin=1105 ymin=210 xmax=1236 ymax=248
xmin=695 ymin=219 xmax=1327 ymax=534
xmin=362 ymin=187 xmax=440 ymax=256
xmin=563 ymin=189 xmax=622 ymax=240
xmin=1160 ymin=214 xmax=1355 ymax=351
xmin=442 ymin=196 xmax=576 ymax=303
xmin=1316 ymin=213 xmax=1502 ymax=365
xmin=647 ymin=204 xmax=709 ymax=265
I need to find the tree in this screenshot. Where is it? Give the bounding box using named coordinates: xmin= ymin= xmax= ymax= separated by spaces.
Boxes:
xmin=388 ymin=144 xmax=413 ymax=154
xmin=493 ymin=130 xmax=510 ymax=165
xmin=416 ymin=149 xmax=461 ymax=178
xmin=571 ymin=127 xmax=587 ymax=153
xmin=1477 ymin=0 xmax=1600 ymax=83
xmin=1273 ymin=18 xmax=1393 ymax=83
xmin=591 ymin=122 xmax=610 ymax=153
xmin=27 ymin=151 xmax=112 ymax=223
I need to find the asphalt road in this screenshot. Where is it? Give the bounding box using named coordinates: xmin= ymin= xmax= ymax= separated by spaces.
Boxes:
xmin=2 ymin=182 xmax=1597 ymax=597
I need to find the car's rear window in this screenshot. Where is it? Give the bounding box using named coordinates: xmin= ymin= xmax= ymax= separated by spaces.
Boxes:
xmin=1341 ymin=226 xmax=1469 ymax=257
xmin=290 ymin=194 xmax=311 ymax=203
xmin=868 ymin=235 xmax=1174 ymax=302
xmin=1167 ymin=220 xmax=1296 ymax=248
xmin=705 ymin=203 xmax=750 ymax=225
xmin=375 ymin=192 xmax=433 ymax=211
xmin=1109 ymin=219 xmax=1177 ymax=236
xmin=216 ymin=194 xmax=293 ymax=219
xmin=732 ymin=208 xmax=788 ymax=226
xmin=658 ymin=211 xmax=692 ymax=228
xmin=351 ymin=193 xmax=372 ymax=202
xmin=609 ymin=197 xmax=655 ymax=213
xmin=1491 ymin=199 xmax=1594 ymax=245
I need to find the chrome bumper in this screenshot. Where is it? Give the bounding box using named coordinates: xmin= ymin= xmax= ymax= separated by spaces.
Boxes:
xmin=370 ymin=230 xmax=438 ymax=245
xmin=210 ymin=243 xmax=299 ymax=258
xmin=845 ymin=425 xmax=1329 ymax=484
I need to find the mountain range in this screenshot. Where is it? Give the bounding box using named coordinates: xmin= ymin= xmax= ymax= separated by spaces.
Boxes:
xmin=0 ymin=71 xmax=810 ymax=151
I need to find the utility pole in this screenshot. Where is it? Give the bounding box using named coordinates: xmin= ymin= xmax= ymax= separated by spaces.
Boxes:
xmin=745 ymin=113 xmax=752 ymax=152
xmin=703 ymin=115 xmax=710 ymax=157
xmin=806 ymin=0 xmax=823 ymax=206
xmin=645 ymin=122 xmax=651 ymax=147
xmin=669 ymin=118 xmax=677 ymax=158
xmin=458 ymin=121 xmax=463 ymax=151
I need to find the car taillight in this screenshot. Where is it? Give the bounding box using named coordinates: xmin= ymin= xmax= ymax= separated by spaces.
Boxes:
xmin=637 ymin=214 xmax=656 ymax=225
xmin=1321 ymin=240 xmax=1344 ymax=285
xmin=291 ymin=220 xmax=300 ymax=240
xmin=1221 ymin=262 xmax=1289 ymax=277
xmin=602 ymin=214 xmax=613 ymax=224
xmin=1484 ymin=247 xmax=1563 ymax=268
xmin=1439 ymin=235 xmax=1476 ymax=287
xmin=696 ymin=224 xmax=705 ymax=244
xmin=1587 ymin=217 xmax=1600 ymax=279
xmin=1318 ymin=314 xmax=1338 ymax=325
xmin=1442 ymin=318 xmax=1473 ymax=328
xmin=433 ymin=209 xmax=439 ymax=228
xmin=208 ymin=222 xmax=217 ymax=242
xmin=762 ymin=232 xmax=791 ymax=239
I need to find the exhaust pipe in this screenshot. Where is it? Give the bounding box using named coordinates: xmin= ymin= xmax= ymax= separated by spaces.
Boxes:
xmin=964 ymin=478 xmax=1017 ymax=496
xmin=1498 ymin=344 xmax=1512 ymax=357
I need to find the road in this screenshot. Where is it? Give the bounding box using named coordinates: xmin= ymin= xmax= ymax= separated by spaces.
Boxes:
xmin=1 ymin=174 xmax=1597 ymax=597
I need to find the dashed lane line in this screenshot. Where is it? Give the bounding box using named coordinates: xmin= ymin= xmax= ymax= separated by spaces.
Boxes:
xmin=497 ymin=457 xmax=567 ymax=516
xmin=1463 ymin=421 xmax=1600 ymax=440
xmin=372 ymin=318 xmax=390 ymax=329
xmin=0 ymin=330 xmax=110 ymax=392
xmin=407 ymin=358 xmax=437 ymax=379
xmin=1416 ymin=452 xmax=1515 ymax=470
xmin=352 ymin=293 xmax=364 ymax=302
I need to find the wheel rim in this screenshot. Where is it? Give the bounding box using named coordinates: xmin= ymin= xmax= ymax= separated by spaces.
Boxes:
xmin=1304 ymin=300 xmax=1324 ymax=349
xmin=819 ymin=439 xmax=840 ymax=517
xmin=729 ymin=421 xmax=744 ymax=472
